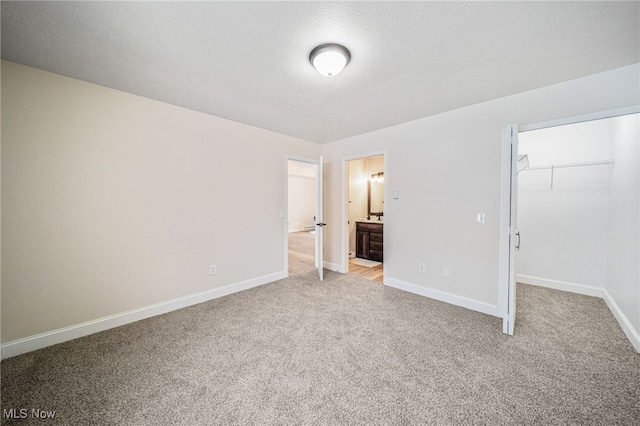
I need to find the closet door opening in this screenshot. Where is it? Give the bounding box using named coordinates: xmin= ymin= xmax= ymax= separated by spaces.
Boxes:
xmin=501 ymin=111 xmax=639 ymax=345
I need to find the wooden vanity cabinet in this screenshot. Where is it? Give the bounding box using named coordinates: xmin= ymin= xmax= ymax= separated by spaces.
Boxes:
xmin=356 ymin=222 xmax=383 ymax=262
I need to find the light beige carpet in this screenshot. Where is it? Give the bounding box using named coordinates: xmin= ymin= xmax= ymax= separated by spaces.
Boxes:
xmin=2 ymin=271 xmax=639 ymax=425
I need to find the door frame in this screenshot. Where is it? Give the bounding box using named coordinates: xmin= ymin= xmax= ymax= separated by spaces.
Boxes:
xmin=341 ymin=149 xmax=387 ymax=275
xmin=498 ymin=125 xmax=518 ymax=335
xmin=284 ymin=155 xmax=319 ymax=277
xmin=316 ymin=155 xmax=325 ymax=280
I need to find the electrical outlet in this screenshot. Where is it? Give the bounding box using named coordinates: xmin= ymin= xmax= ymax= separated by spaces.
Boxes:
xmin=209 ymin=265 xmax=217 ymax=275
xmin=442 ymin=266 xmax=450 ymax=277
xmin=419 ymin=263 xmax=425 ymax=273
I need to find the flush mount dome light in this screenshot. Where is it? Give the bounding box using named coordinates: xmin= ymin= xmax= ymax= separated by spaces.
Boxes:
xmin=309 ymin=43 xmax=351 ymax=77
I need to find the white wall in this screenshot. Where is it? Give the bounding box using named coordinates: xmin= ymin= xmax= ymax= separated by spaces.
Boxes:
xmin=1 ymin=61 xmax=320 ymax=344
xmin=287 ymin=160 xmax=316 ymax=232
xmin=517 ymin=120 xmax=613 ymax=287
xmin=606 ymin=114 xmax=640 ymax=334
xmin=321 ymin=64 xmax=640 ymax=316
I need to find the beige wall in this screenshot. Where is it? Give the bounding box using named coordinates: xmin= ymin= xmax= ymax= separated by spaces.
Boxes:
xmin=1 ymin=61 xmax=320 ymax=342
xmin=322 ymin=64 xmax=640 ymax=312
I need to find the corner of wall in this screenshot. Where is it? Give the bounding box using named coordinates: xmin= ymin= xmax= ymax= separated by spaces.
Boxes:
xmin=602 ymin=289 xmax=640 ymax=353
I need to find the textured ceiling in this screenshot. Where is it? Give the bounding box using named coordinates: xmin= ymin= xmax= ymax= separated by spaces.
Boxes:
xmin=2 ymin=1 xmax=639 ymax=143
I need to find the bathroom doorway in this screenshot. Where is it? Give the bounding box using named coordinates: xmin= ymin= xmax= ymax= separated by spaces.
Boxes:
xmin=344 ymin=152 xmax=386 ymax=283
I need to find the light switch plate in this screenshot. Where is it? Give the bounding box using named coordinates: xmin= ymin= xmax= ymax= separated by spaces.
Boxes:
xmin=476 ymin=213 xmax=485 ymax=224
xmin=393 ymin=190 xmax=400 ymax=199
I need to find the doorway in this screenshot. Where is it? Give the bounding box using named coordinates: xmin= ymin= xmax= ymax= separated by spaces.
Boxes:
xmin=287 ymin=158 xmax=318 ymax=277
xmin=343 ymin=152 xmax=386 ymax=283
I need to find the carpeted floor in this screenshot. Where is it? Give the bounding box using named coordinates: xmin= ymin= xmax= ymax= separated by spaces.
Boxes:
xmin=2 ymin=271 xmax=639 ymax=425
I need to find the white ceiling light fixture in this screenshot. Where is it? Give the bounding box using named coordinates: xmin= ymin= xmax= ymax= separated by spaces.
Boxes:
xmin=309 ymin=43 xmax=351 ymax=77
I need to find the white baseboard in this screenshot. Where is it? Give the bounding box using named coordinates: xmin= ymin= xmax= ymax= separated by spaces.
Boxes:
xmin=384 ymin=277 xmax=500 ymax=318
xmin=516 ymin=274 xmax=604 ymax=298
xmin=517 ymin=274 xmax=639 ymax=353
xmin=323 ymin=261 xmax=341 ymax=272
xmin=602 ymin=290 xmax=640 ymax=353
xmin=1 ymin=271 xmax=286 ymax=359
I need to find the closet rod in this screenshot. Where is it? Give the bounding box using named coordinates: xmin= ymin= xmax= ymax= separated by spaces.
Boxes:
xmin=524 ymin=159 xmax=614 ymax=171
xmin=522 ymin=159 xmax=614 ymax=189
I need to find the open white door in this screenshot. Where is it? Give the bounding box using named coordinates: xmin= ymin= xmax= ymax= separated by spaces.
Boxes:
xmin=315 ymin=155 xmax=325 ymax=280
xmin=501 ymin=125 xmax=519 ymax=335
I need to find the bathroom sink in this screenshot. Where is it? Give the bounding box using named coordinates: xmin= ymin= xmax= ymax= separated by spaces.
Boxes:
xmin=357 ymin=218 xmax=384 ymax=223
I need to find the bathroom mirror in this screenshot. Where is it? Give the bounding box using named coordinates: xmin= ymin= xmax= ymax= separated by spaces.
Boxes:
xmin=368 ymin=172 xmax=384 ymax=219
